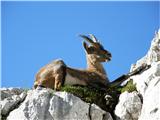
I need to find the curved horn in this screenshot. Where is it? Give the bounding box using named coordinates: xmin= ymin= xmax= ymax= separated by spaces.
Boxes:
xmin=89 ymin=34 xmax=98 ymax=42
xmin=79 ymin=34 xmax=94 ymax=44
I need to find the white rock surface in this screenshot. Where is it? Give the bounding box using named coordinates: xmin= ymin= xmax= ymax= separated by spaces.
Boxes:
xmin=138 ymin=77 xmax=160 ymax=120
xmin=7 ymin=88 xmax=113 ymax=120
xmin=90 ymin=104 xmax=113 ymax=120
xmin=115 ymin=91 xmax=142 ymax=120
xmin=0 ymin=88 xmax=26 ymax=117
xmin=7 ymin=89 xmax=53 ymax=120
xmin=131 ymin=62 xmax=160 ymax=96
xmin=131 ymin=30 xmax=160 ymax=71
xmin=0 ymin=87 xmax=24 ymax=100
xmin=130 ymin=31 xmax=160 ymax=120
xmin=131 ymin=64 xmax=160 ymax=120
xmin=115 ymin=30 xmax=160 ymax=120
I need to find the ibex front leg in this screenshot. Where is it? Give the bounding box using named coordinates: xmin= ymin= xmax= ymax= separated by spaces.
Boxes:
xmin=53 ymin=60 xmax=66 ymax=90
xmin=54 ymin=70 xmax=65 ymax=91
xmin=34 ymin=59 xmax=66 ymax=90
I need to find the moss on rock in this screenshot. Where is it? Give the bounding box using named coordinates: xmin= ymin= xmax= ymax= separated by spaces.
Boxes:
xmin=59 ymin=79 xmax=136 ymax=117
xmin=120 ymin=79 xmax=137 ymax=93
xmin=61 ymin=85 xmax=105 ymax=103
xmin=60 ymin=85 xmax=120 ymax=114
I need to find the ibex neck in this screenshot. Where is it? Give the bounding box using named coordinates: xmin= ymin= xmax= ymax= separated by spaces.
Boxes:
xmin=86 ymin=56 xmax=106 ymax=76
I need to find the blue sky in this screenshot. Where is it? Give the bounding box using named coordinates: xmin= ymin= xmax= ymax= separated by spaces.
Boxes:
xmin=2 ymin=1 xmax=159 ymax=88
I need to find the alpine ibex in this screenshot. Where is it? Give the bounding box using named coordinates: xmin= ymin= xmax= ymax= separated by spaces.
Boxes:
xmin=34 ymin=34 xmax=112 ymax=90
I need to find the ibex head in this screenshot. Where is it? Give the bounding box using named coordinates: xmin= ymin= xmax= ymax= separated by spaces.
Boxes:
xmin=80 ymin=34 xmax=112 ymax=63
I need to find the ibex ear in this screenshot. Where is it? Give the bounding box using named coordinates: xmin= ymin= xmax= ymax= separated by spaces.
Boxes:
xmin=83 ymin=41 xmax=90 ymax=53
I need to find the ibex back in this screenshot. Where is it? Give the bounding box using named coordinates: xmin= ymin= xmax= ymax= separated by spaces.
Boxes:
xmin=34 ymin=34 xmax=112 ymax=90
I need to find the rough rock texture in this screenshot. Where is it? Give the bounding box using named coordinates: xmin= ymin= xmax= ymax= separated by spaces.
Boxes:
xmin=115 ymin=91 xmax=142 ymax=120
xmin=131 ymin=62 xmax=160 ymax=96
xmin=131 ymin=30 xmax=160 ymax=70
xmin=131 ymin=31 xmax=160 ymax=120
xmin=0 ymin=88 xmax=27 ymax=118
xmin=115 ymin=30 xmax=160 ymax=120
xmin=1 ymin=88 xmax=24 ymax=100
xmin=6 ymin=88 xmax=113 ymax=120
xmin=130 ymin=30 xmax=160 ymax=96
xmin=138 ymin=76 xmax=160 ymax=120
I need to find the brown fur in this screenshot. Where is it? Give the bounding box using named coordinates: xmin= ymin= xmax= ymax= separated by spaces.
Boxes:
xmin=34 ymin=34 xmax=111 ymax=90
xmin=34 ymin=60 xmax=66 ymax=90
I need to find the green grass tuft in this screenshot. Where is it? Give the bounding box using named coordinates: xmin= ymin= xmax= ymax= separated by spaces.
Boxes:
xmin=60 ymin=80 xmax=137 ymax=112
xmin=120 ymin=79 xmax=137 ymax=93
xmin=60 ymin=85 xmax=120 ymax=113
xmin=61 ymin=85 xmax=105 ymax=103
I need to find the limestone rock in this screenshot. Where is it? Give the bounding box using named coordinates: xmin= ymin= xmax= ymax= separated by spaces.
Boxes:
xmin=90 ymin=104 xmax=113 ymax=120
xmin=0 ymin=87 xmax=24 ymax=100
xmin=49 ymin=91 xmax=90 ymax=120
xmin=50 ymin=92 xmax=113 ymax=120
xmin=7 ymin=88 xmax=113 ymax=120
xmin=0 ymin=88 xmax=27 ymax=118
xmin=7 ymin=88 xmax=53 ymax=120
xmin=114 ymin=91 xmax=142 ymax=120
xmin=129 ymin=30 xmax=160 ymax=120
xmin=129 ymin=63 xmax=160 ymax=120
xmin=131 ymin=62 xmax=160 ymax=96
xmin=116 ymin=30 xmax=160 ymax=120
xmin=132 ymin=62 xmax=160 ymax=120
xmin=138 ymin=77 xmax=160 ymax=120
xmin=131 ymin=30 xmax=160 ymax=71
